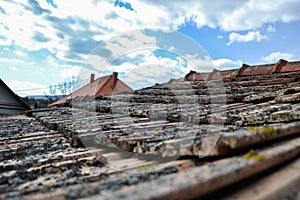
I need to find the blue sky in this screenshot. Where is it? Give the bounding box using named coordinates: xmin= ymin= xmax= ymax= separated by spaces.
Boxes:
xmin=0 ymin=0 xmax=300 ymax=96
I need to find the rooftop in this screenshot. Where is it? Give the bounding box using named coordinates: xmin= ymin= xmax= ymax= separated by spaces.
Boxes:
xmin=1 ymin=60 xmax=300 ymax=199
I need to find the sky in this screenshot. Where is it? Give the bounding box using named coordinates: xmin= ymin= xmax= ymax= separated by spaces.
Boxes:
xmin=1 ymin=0 xmax=300 ymax=96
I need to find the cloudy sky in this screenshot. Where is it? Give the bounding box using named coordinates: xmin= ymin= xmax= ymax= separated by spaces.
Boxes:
xmin=1 ymin=0 xmax=300 ymax=96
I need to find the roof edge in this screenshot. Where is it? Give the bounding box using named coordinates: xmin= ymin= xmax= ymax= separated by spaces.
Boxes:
xmin=0 ymin=79 xmax=31 ymax=111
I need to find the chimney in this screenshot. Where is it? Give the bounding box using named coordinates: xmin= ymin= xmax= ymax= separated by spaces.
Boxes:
xmin=237 ymin=63 xmax=250 ymax=76
xmin=272 ymin=59 xmax=288 ymax=73
xmin=90 ymin=73 xmax=95 ymax=83
xmin=112 ymin=72 xmax=118 ymax=90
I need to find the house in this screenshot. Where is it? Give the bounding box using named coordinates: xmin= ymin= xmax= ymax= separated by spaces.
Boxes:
xmin=49 ymin=72 xmax=133 ymax=107
xmin=0 ymin=79 xmax=30 ymax=115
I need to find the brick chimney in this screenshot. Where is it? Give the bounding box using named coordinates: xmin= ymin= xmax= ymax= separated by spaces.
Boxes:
xmin=90 ymin=73 xmax=95 ymax=83
xmin=112 ymin=72 xmax=118 ymax=89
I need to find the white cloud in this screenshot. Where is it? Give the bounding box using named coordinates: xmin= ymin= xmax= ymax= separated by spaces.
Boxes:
xmin=184 ymin=54 xmax=214 ymax=72
xmin=123 ymin=64 xmax=181 ymax=89
xmin=138 ymin=0 xmax=300 ymax=31
xmin=9 ymin=66 xmax=18 ymax=71
xmin=227 ymin=31 xmax=267 ymax=45
xmin=46 ymin=54 xmax=99 ymax=81
xmin=219 ymin=0 xmax=300 ymax=31
xmin=7 ymin=80 xmax=50 ymax=97
xmin=168 ymin=46 xmax=176 ymax=51
xmin=86 ymin=29 xmax=158 ymax=70
xmin=213 ymin=58 xmax=243 ymax=70
xmin=1 ymin=0 xmax=299 ymax=59
xmin=14 ymin=51 xmax=26 ymax=56
xmin=0 ymin=1 xmax=44 ymax=49
xmin=1 ymin=0 xmax=300 ymax=89
xmin=262 ymin=52 xmax=294 ymax=63
xmin=0 ymin=57 xmax=25 ymax=63
xmin=60 ymin=65 xmax=100 ymax=82
xmin=266 ymin=25 xmax=276 ymax=33
xmin=59 ymin=66 xmax=81 ymax=78
xmin=106 ymin=51 xmax=189 ymax=89
xmin=0 ymin=0 xmax=166 ymax=62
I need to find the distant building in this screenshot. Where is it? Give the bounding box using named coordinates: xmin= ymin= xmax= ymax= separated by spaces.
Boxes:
xmin=0 ymin=79 xmax=30 ymax=115
xmin=49 ymin=72 xmax=133 ymax=107
xmin=184 ymin=59 xmax=300 ymax=81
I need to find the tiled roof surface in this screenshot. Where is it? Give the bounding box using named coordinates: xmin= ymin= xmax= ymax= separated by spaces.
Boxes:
xmin=1 ymin=65 xmax=300 ymax=199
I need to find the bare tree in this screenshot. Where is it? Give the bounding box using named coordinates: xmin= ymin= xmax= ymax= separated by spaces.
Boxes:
xmin=49 ymin=76 xmax=86 ymax=95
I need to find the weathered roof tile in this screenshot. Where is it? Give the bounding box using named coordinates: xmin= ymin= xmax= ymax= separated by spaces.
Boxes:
xmin=1 ymin=60 xmax=300 ymax=199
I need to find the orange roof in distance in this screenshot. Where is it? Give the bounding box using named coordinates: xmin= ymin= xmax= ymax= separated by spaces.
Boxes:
xmin=49 ymin=72 xmax=132 ymax=107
